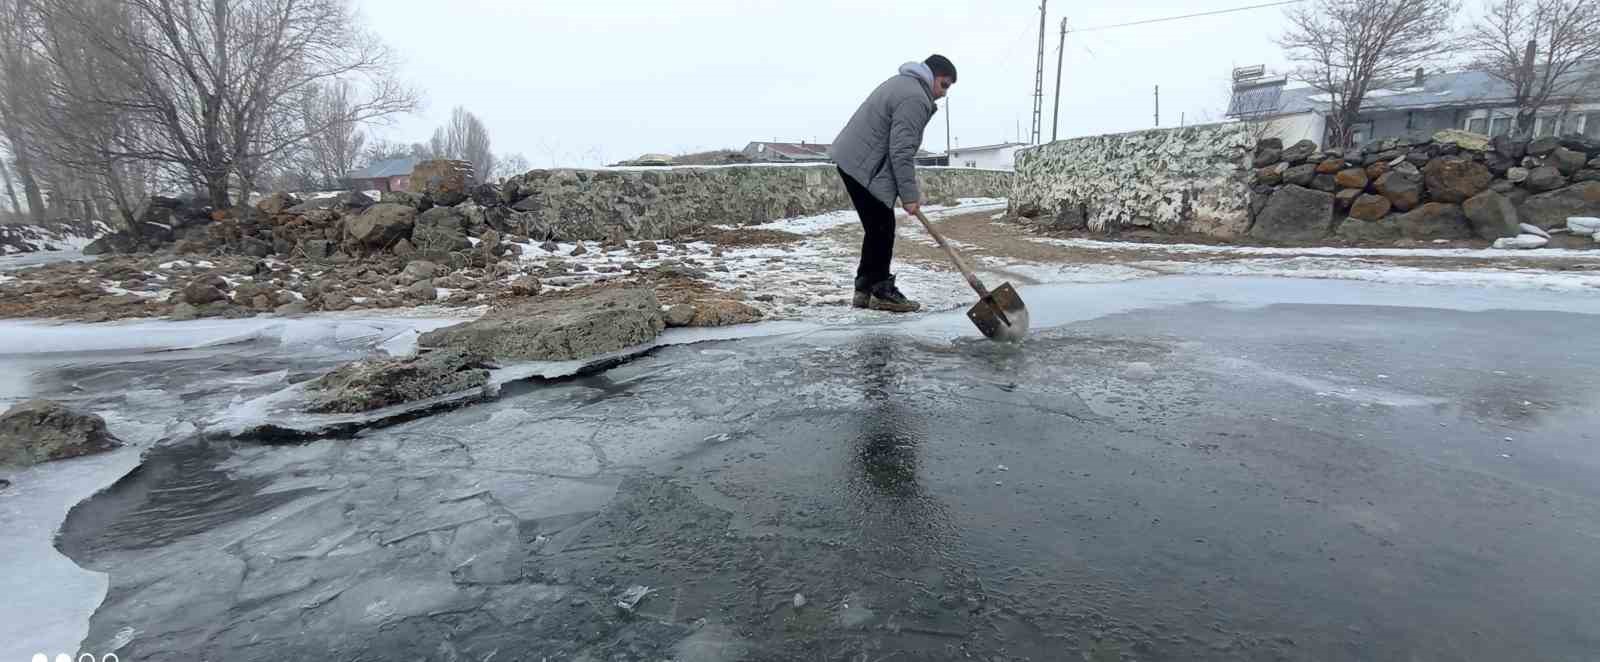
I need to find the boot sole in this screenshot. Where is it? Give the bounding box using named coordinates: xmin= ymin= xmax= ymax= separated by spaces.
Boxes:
xmin=852 ymin=292 xmax=869 ymax=309
xmin=867 ymin=298 xmax=921 ymax=313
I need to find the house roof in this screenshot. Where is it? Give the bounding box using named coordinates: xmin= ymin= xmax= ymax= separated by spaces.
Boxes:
xmin=1230 ymin=63 xmax=1600 ymax=118
xmin=949 ymin=142 xmax=1028 ymax=153
xmin=346 ymin=156 xmax=419 ymax=180
xmin=746 ymin=141 xmax=831 ymax=159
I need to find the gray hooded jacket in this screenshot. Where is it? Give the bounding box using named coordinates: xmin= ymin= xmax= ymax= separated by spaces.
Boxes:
xmin=830 ymin=62 xmax=938 ymax=209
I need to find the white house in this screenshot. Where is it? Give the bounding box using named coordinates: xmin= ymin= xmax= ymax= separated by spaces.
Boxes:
xmin=946 ymin=142 xmax=1027 ymax=170
xmin=1228 ymin=64 xmax=1600 ymax=146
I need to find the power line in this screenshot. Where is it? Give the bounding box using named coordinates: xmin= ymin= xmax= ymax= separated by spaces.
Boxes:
xmin=1070 ymin=0 xmax=1304 ymax=33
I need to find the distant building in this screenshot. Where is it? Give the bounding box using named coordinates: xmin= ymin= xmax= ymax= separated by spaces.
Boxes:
xmin=345 ymin=156 xmax=419 ymax=193
xmin=1227 ymin=63 xmax=1600 ymax=146
xmin=742 ymin=141 xmax=831 ymax=163
xmin=946 ymin=142 xmax=1027 ymax=170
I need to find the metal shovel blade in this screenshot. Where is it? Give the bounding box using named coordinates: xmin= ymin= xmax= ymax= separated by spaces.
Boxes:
xmin=966 ymin=282 xmax=1029 ymax=342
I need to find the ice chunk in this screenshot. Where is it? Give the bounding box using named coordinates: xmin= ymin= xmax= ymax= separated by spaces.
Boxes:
xmin=1492 ymin=234 xmax=1549 ymax=249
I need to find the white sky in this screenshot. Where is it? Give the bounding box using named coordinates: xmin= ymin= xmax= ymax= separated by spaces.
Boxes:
xmin=357 ymin=0 xmax=1295 ymax=167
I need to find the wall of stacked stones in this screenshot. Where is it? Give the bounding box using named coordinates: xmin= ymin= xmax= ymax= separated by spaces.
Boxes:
xmin=1011 ymin=123 xmax=1600 ymax=244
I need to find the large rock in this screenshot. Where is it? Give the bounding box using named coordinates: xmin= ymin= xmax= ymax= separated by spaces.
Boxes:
xmin=1335 ymin=218 xmax=1402 ymax=243
xmin=1517 ymin=181 xmax=1600 ymax=228
xmin=418 ymin=288 xmax=665 ymax=361
xmin=1375 ymin=168 xmax=1423 ymax=211
xmin=663 ymin=300 xmax=764 ymax=328
xmin=413 ymin=159 xmax=474 ymax=206
xmin=411 ymin=207 xmax=472 ymax=254
xmin=1462 ymin=190 xmax=1521 ymax=240
xmin=1526 ymin=136 xmax=1561 ymax=156
xmin=1550 ymin=146 xmax=1587 ymax=175
xmin=1252 ymin=138 xmax=1283 ymax=168
xmin=1280 ymin=139 xmax=1318 ymax=164
xmin=1348 ymin=193 xmax=1392 ymax=221
xmin=1282 ymin=163 xmax=1316 ymax=187
xmin=306 ymin=348 xmax=492 ymax=414
xmin=1249 ymin=185 xmax=1333 ymax=243
xmin=0 ymin=400 xmax=121 ymax=466
xmin=401 ymin=260 xmax=440 ymax=285
xmin=345 ymin=203 xmax=417 ymax=251
xmin=1432 ymin=129 xmax=1491 ymax=152
xmin=1524 ymin=166 xmax=1568 ymax=193
xmin=1334 ymin=168 xmax=1369 ymax=190
xmin=1422 ymin=156 xmax=1492 ymax=203
xmin=1396 ymin=202 xmax=1473 ymax=240
xmin=181 ymin=276 xmax=227 ymax=305
xmin=286 ymin=191 xmax=373 ymax=214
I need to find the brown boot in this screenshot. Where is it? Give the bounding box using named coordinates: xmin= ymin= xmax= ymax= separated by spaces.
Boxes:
xmin=866 ymin=275 xmax=920 ymax=313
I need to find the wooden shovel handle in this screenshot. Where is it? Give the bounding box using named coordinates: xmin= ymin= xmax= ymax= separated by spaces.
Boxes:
xmin=912 ymin=209 xmax=991 ymax=299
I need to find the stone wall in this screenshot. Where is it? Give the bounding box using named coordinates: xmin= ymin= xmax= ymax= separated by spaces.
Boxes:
xmin=1011 ymin=122 xmax=1600 ymax=247
xmin=504 ymin=164 xmax=1012 ymax=240
xmin=1009 ymin=123 xmax=1255 ymax=239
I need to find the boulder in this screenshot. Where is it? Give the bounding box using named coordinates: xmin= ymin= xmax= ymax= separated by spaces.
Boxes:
xmin=1396 ymin=202 xmax=1473 ymax=240
xmin=1550 ymin=146 xmax=1587 ymax=175
xmin=1527 ymin=136 xmax=1561 ymax=156
xmin=1432 ymin=129 xmax=1491 ymax=152
xmin=1255 ymin=165 xmax=1284 ymax=185
xmin=417 ymin=287 xmax=665 ymax=361
xmin=306 ymin=348 xmax=492 ymax=414
xmin=1506 ymin=167 xmax=1530 ymax=183
xmin=83 ymin=232 xmax=142 ymax=256
xmin=1574 ymin=169 xmax=1600 ymax=183
xmin=1334 ymin=168 xmax=1369 ymax=190
xmin=508 ymin=275 xmax=542 ymax=296
xmin=1335 ymin=188 xmax=1362 ymax=210
xmin=1252 ymin=138 xmax=1283 ymax=168
xmin=1375 ymin=169 xmax=1423 ymax=211
xmin=405 ymin=279 xmax=437 ymax=302
xmin=0 ymin=400 xmax=121 ymax=466
xmin=1335 ymin=218 xmax=1402 ymax=243
xmin=1524 ymin=166 xmax=1569 ymax=193
xmin=665 ymin=300 xmax=764 ymax=328
xmin=1315 ymin=158 xmax=1344 ymax=174
xmin=181 ymin=276 xmax=227 ymax=305
xmin=286 ymin=191 xmax=373 ymax=214
xmin=1348 ymin=193 xmax=1392 ymax=221
xmin=1365 ymin=161 xmax=1391 ymax=180
xmin=170 ymin=302 xmax=199 ymax=321
xmin=239 ymin=236 xmax=272 ymax=258
xmin=1310 ymin=173 xmax=1338 ymax=192
xmin=300 ymin=238 xmax=336 ymax=260
xmin=1568 ymin=217 xmax=1600 ymax=234
xmin=1492 ymin=135 xmax=1528 ymax=160
xmin=1492 ymin=234 xmax=1549 ymax=249
xmin=401 ymin=260 xmax=440 ymax=285
xmin=275 ymin=300 xmax=309 ymax=316
xmin=1248 ymin=185 xmax=1333 ymax=243
xmin=256 ymin=192 xmax=302 ymax=215
xmin=411 ymin=207 xmax=472 ymax=254
xmin=321 ymin=292 xmax=354 ymax=311
xmin=469 ymin=182 xmax=502 ymax=208
xmin=345 ymin=203 xmax=418 ymax=251
xmin=1422 ymin=156 xmax=1492 ymax=203
xmin=1462 ymin=190 xmax=1521 ymax=240
xmin=1281 ymin=139 xmax=1318 ymax=164
xmin=1283 ymin=163 xmax=1316 ymax=187
xmin=1406 ymin=150 xmax=1431 ymax=168
xmin=413 ymin=159 xmax=474 ymax=206
xmin=392 ymin=238 xmax=417 ymax=258
xmin=1517 ymin=181 xmax=1600 ymax=228
xmin=380 ymin=190 xmax=430 ymax=210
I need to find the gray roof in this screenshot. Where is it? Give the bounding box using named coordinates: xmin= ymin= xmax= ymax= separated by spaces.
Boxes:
xmin=346 ymin=156 xmax=418 ymax=179
xmin=1231 ymin=64 xmax=1600 ymax=117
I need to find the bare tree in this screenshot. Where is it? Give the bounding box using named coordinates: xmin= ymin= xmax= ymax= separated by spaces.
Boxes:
xmin=496 ymin=152 xmax=530 ymax=179
xmin=34 ymin=0 xmax=417 ymax=208
xmin=1279 ymin=0 xmax=1460 ymax=149
xmin=0 ymin=0 xmax=48 ymax=221
xmin=1466 ymin=0 xmax=1600 ymax=136
xmin=361 ymin=137 xmax=410 ymax=165
xmin=301 ymin=80 xmax=368 ymax=188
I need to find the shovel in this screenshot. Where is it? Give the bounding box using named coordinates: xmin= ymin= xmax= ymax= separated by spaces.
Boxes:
xmin=911 ymin=209 xmax=1029 ymax=342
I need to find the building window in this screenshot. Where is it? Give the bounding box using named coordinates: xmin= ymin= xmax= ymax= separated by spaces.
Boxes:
xmin=1585 ymin=112 xmax=1600 ymax=139
xmin=1490 ymin=116 xmax=1513 ymax=136
xmin=1467 ymin=117 xmax=1487 ymax=134
xmin=1563 ymin=114 xmax=1583 ymax=136
xmin=1536 ymin=116 xmax=1557 ymax=137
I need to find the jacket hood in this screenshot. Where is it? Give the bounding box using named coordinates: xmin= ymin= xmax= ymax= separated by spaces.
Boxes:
xmin=898 ymin=61 xmax=934 ymax=83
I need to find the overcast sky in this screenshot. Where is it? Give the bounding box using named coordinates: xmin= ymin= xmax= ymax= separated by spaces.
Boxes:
xmin=357 ymin=0 xmax=1297 ymax=167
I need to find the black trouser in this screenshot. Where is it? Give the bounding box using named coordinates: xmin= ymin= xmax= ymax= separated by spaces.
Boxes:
xmin=839 ymin=167 xmax=895 ymax=290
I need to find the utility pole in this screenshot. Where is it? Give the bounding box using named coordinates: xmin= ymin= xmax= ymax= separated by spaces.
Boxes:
xmin=1031 ymin=0 xmax=1048 ymax=145
xmin=1154 ymin=85 xmax=1160 ymax=127
xmin=1518 ymin=39 xmax=1537 ymax=135
xmin=1051 ymin=17 xmax=1067 ymax=142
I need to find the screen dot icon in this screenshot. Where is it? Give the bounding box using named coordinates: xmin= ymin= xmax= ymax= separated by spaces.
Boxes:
xmin=55 ymin=655 xmax=72 ymax=662
xmin=31 ymin=654 xmax=47 ymax=662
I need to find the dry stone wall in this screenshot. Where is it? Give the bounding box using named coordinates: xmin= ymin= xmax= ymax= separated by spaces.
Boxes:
xmin=1013 ymin=122 xmax=1600 ymax=246
xmin=1009 ymin=123 xmax=1256 ymax=239
xmin=503 ymin=165 xmax=1012 ymax=240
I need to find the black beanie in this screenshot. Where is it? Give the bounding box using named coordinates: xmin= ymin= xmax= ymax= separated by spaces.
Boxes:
xmin=925 ymin=54 xmax=957 ymax=83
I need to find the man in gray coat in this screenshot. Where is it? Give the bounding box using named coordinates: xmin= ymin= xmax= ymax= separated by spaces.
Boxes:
xmin=830 ymin=54 xmax=956 ymax=312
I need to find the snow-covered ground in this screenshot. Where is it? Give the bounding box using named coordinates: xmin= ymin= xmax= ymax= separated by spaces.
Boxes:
xmin=0 ymin=220 xmax=111 ymax=255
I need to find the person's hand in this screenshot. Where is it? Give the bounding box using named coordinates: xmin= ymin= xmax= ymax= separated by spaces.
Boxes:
xmin=903 ymin=201 xmax=921 ymax=217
